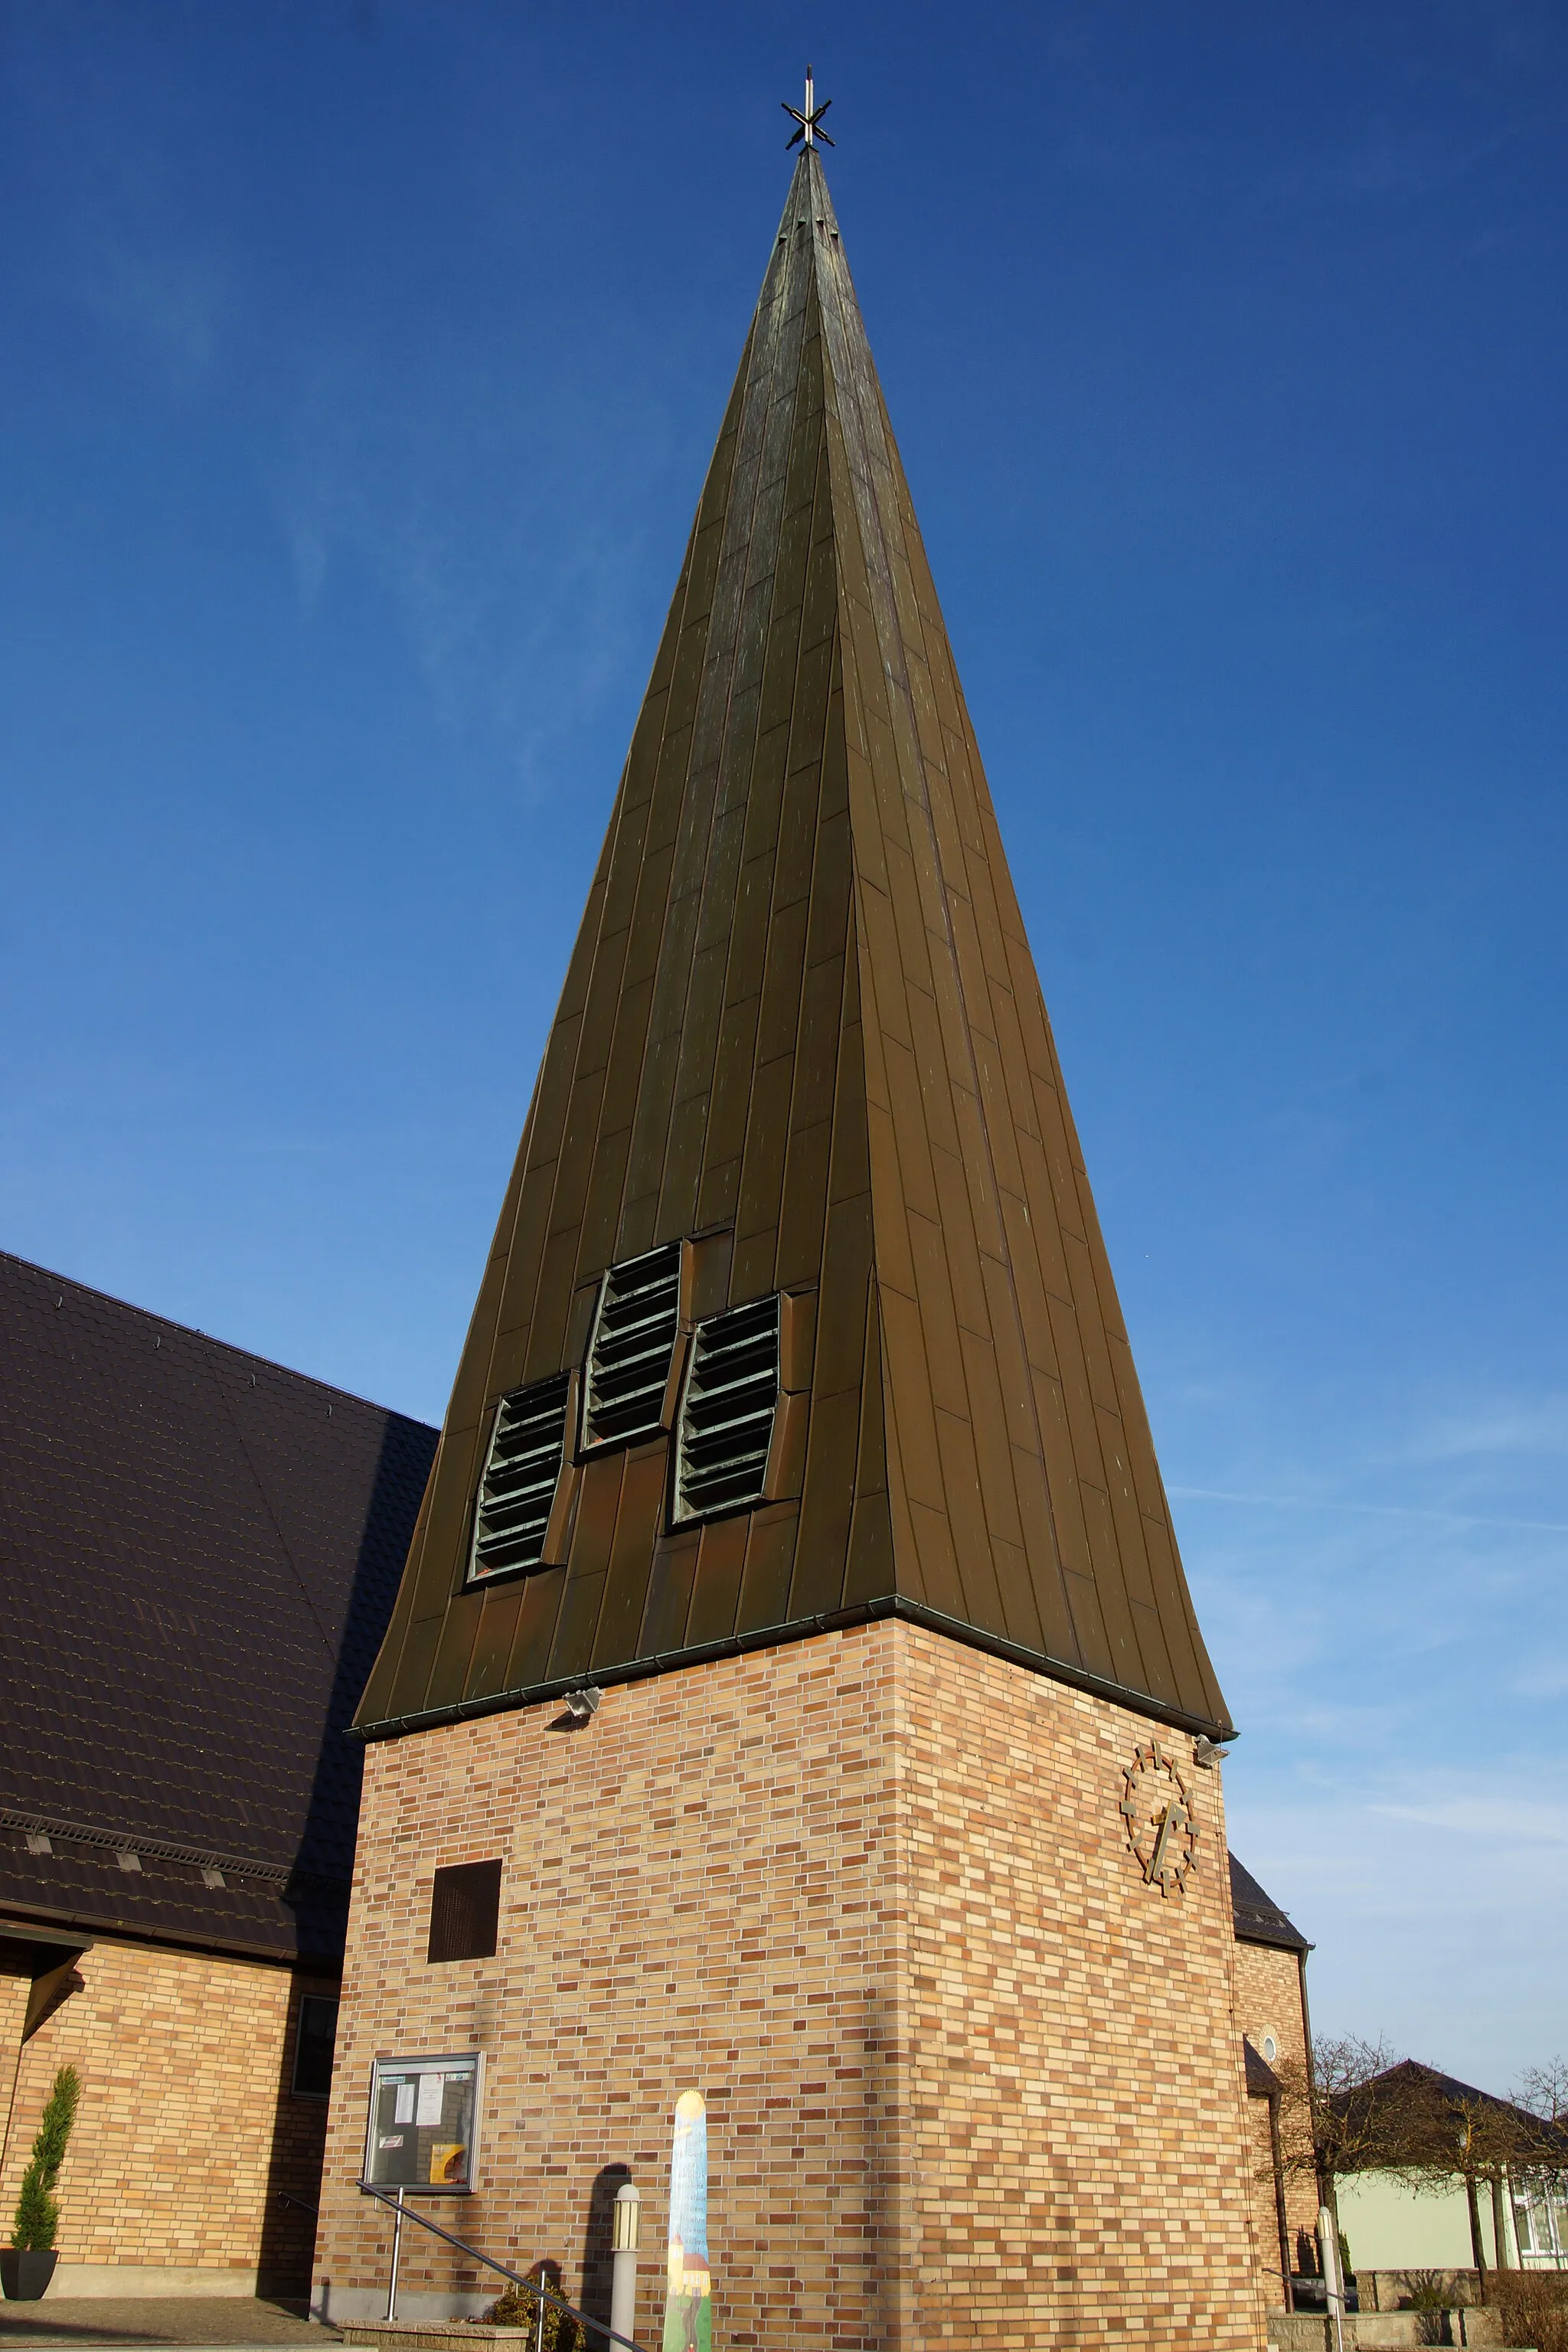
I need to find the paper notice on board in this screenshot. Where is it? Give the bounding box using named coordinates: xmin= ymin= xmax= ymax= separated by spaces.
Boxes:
xmin=394 ymin=2082 xmax=416 ymax=2124
xmin=416 ymin=2073 xmax=445 ymax=2127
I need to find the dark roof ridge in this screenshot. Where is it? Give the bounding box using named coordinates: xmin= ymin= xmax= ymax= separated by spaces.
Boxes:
xmin=1363 ymin=2057 xmax=1530 ymax=2116
xmin=1243 ymin=2037 xmax=1284 ymax=2099
xmin=1228 ymin=1851 xmax=1312 ymax=1952
xmin=0 ymin=1805 xmax=348 ymax=1890
xmin=0 ymin=1889 xmax=344 ymax=1973
xmin=1328 ymin=2059 xmax=1568 ymax=2158
xmin=0 ymin=1246 xmax=435 ymax=1429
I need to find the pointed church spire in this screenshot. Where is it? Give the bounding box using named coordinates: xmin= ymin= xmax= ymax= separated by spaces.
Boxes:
xmin=356 ymin=149 xmax=1233 ymax=1744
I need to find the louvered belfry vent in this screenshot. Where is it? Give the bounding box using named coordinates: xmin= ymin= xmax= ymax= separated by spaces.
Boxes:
xmin=469 ymin=1374 xmax=571 ymax=1582
xmin=674 ymin=1295 xmax=781 ymax=1524
xmin=581 ymin=1243 xmax=682 ymax=1452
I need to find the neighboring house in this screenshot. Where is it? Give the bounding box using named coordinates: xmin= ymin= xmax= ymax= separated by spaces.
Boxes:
xmin=1333 ymin=2062 xmax=1568 ymax=2278
xmin=1230 ymin=1854 xmax=1318 ymax=2306
xmin=0 ymin=1252 xmax=436 ymax=2298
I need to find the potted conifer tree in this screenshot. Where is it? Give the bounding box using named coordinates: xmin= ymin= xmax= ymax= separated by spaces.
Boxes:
xmin=2 ymin=2066 xmax=81 ymax=2301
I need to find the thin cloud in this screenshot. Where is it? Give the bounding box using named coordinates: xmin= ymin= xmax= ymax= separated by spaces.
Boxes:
xmin=1372 ymin=1795 xmax=1568 ymax=1845
xmin=1170 ymin=1484 xmax=1568 ymax=1537
xmin=1412 ymin=1396 xmax=1568 ymax=1462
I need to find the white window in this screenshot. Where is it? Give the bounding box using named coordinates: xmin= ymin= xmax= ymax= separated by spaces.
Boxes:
xmin=363 ymin=2053 xmax=482 ymax=2194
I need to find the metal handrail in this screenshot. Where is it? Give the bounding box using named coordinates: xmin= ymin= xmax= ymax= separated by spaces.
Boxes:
xmin=356 ymin=2180 xmax=648 ymax=2352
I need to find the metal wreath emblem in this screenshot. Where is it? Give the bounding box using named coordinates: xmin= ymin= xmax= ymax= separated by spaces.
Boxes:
xmin=1119 ymin=1738 xmax=1198 ymax=1896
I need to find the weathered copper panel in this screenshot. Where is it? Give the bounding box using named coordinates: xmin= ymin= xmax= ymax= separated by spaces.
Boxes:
xmin=465 ymin=1582 xmax=524 ymax=1699
xmin=686 ymin=1513 xmax=750 ymax=1648
xmin=737 ymin=1503 xmax=799 ymax=1630
xmin=590 ymin=1442 xmax=668 ymax=1669
xmin=639 ymin=1529 xmax=701 ymax=1657
xmin=422 ymin=1587 xmax=483 ymax=1715
xmin=502 ymin=1564 xmax=568 ymax=1693
xmin=356 ymin=150 xmax=1233 ymax=1743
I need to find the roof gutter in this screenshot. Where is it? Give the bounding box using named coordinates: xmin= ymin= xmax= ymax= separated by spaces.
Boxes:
xmin=0 ymin=1895 xmax=342 ymax=1975
xmin=351 ymin=1592 xmax=1238 ymax=1746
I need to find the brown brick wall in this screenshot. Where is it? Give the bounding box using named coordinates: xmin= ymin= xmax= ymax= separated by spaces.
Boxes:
xmin=1230 ymin=1941 xmax=1306 ymax=2081
xmin=1231 ymin=1938 xmax=1318 ymax=2301
xmin=0 ymin=1933 xmax=336 ymax=2285
xmin=315 ymin=1619 xmax=1265 ymax=2349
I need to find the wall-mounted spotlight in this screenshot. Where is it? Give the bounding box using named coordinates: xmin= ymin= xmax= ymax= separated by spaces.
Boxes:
xmin=563 ymin=1687 xmax=603 ymax=1723
xmin=1192 ymin=1736 xmax=1230 ymax=1770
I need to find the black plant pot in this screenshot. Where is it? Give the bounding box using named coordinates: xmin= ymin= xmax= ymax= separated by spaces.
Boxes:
xmin=1 ymin=2248 xmax=59 ymax=2300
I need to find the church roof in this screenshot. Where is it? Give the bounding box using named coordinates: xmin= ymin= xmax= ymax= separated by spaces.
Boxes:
xmin=0 ymin=1250 xmax=436 ymax=1965
xmin=357 ymin=149 xmax=1233 ymax=1744
xmin=1228 ymin=1852 xmax=1312 ymax=1952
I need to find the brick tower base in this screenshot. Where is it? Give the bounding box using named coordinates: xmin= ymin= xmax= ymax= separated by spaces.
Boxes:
xmin=313 ymin=1619 xmax=1266 ymax=2350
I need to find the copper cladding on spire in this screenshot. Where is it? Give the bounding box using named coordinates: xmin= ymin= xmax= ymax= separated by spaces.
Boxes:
xmin=355 ymin=151 xmax=1233 ymax=1743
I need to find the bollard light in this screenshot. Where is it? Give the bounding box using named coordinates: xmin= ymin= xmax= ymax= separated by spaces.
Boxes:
xmin=613 ymin=2180 xmax=641 ymax=2251
xmin=610 ymin=2179 xmax=641 ymax=2347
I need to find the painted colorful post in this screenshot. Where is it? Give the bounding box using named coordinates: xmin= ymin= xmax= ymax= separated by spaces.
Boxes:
xmin=662 ymin=2091 xmax=712 ymax=2352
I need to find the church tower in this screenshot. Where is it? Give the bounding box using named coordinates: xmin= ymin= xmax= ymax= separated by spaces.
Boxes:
xmin=315 ymin=136 xmax=1265 ymax=2352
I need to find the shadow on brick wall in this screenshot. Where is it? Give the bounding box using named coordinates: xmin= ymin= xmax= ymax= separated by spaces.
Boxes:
xmin=256 ymin=1979 xmax=331 ymax=2295
xmin=580 ymin=2164 xmax=632 ymax=2339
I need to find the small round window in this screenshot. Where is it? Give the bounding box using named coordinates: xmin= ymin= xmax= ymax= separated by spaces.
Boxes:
xmin=1261 ymin=2031 xmax=1279 ymax=2063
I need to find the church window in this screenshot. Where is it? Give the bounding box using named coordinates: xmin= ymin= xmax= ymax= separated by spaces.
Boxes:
xmin=671 ymin=1293 xmax=781 ymax=1523
xmin=469 ymin=1374 xmax=571 ymax=1582
xmin=292 ymin=1994 xmax=339 ymax=2097
xmin=364 ymin=2052 xmax=482 ymax=2194
xmin=580 ymin=1243 xmax=682 ymax=1452
xmin=426 ymin=1859 xmax=501 ymax=1964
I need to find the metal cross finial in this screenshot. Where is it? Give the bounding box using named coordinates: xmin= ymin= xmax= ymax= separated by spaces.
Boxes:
xmin=782 ymin=64 xmax=834 ymax=150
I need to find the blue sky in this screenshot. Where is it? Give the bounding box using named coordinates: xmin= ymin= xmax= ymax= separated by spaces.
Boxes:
xmin=4 ymin=1 xmax=1566 ymax=2089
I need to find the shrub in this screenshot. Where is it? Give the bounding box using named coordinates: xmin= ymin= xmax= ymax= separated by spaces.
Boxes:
xmin=1403 ymin=2275 xmax=1451 ymax=2348
xmin=10 ymin=2066 xmax=82 ymax=2253
xmin=480 ymin=2276 xmax=582 ymax=2350
xmin=1491 ymin=2269 xmax=1568 ymax=2352
xmin=1406 ymin=2274 xmax=1449 ymax=2311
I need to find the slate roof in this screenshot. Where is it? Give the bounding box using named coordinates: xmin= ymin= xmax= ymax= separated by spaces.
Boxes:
xmin=0 ymin=1251 xmax=436 ymax=1965
xmin=358 ymin=144 xmax=1233 ymax=1745
xmin=1327 ymin=2061 xmax=1568 ymax=2160
xmin=1243 ymin=2037 xmax=1284 ymax=2099
xmin=1229 ymin=1851 xmax=1312 ymax=1953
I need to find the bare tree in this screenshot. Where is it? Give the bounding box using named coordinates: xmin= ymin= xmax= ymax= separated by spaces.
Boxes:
xmin=1273 ymin=2044 xmax=1567 ymax=2288
xmin=1271 ymin=2030 xmax=1417 ymax=2287
xmin=1350 ymin=2063 xmax=1566 ymax=2281
xmin=1517 ymin=2060 xmax=1568 ymax=2133
xmin=1273 ymin=2034 xmax=1411 ymax=2203
xmin=1511 ymin=2058 xmax=1568 ymax=2267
